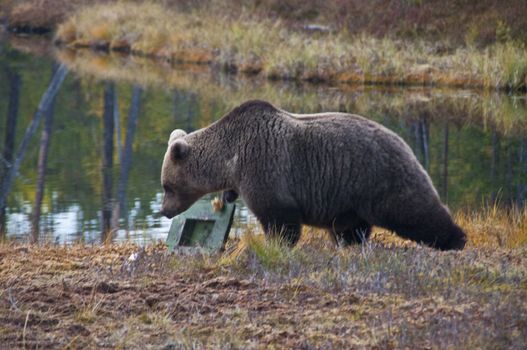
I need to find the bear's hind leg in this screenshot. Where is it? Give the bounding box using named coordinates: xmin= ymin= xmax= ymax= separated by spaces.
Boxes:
xmin=387 ymin=205 xmax=466 ymax=251
xmin=393 ymin=222 xmax=466 ymax=250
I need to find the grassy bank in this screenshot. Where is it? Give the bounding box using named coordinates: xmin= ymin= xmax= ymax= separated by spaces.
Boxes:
xmin=52 ymin=2 xmax=527 ymax=90
xmin=1 ymin=230 xmax=526 ymax=348
xmin=5 ymin=0 xmax=527 ymax=45
xmin=0 ymin=0 xmax=83 ymax=33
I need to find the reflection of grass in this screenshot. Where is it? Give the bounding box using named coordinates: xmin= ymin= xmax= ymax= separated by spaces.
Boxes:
xmin=55 ymin=48 xmax=527 ymax=136
xmin=55 ymin=2 xmax=527 ymax=90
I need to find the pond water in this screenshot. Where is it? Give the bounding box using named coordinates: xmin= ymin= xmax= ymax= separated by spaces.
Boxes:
xmin=0 ymin=37 xmax=526 ymax=244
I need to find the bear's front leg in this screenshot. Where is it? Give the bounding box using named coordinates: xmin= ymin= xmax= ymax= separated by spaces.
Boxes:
xmin=222 ymin=190 xmax=238 ymax=203
xmin=256 ymin=208 xmax=302 ymax=246
xmin=337 ymin=219 xmax=372 ymax=246
xmin=329 ymin=211 xmax=372 ymax=246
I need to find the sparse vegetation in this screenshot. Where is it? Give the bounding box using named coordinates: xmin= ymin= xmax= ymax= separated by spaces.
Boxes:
xmin=1 ymin=207 xmax=526 ymax=348
xmin=51 ymin=2 xmax=527 ymax=90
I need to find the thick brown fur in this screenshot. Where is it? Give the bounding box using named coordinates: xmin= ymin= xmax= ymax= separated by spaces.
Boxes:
xmin=161 ymin=100 xmax=466 ymax=250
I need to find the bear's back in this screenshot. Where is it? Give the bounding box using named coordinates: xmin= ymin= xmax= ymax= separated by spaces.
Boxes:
xmin=214 ymin=101 xmax=435 ymax=226
xmin=280 ymin=110 xmax=435 ymax=226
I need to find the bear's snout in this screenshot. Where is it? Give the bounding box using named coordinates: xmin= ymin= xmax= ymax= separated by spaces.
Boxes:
xmin=160 ymin=197 xmax=178 ymax=219
xmin=160 ymin=206 xmax=178 ymax=219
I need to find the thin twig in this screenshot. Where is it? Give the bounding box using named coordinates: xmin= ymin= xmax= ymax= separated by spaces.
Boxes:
xmin=23 ymin=309 xmax=30 ymax=349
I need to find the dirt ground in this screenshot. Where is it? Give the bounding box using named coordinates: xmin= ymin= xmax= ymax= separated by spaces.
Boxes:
xmin=1 ymin=237 xmax=526 ymax=349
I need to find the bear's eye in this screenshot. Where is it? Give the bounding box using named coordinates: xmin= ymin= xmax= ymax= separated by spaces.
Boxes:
xmin=163 ymin=185 xmax=174 ymax=194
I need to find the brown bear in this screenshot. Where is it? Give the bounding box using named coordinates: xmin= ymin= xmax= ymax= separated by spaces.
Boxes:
xmin=160 ymin=100 xmax=466 ymax=250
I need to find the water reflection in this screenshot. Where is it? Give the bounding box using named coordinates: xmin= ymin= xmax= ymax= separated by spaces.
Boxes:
xmin=1 ymin=61 xmax=68 ymax=241
xmin=100 ymin=83 xmax=144 ymax=242
xmin=0 ymin=69 xmax=19 ymax=235
xmin=113 ymin=86 xmax=142 ymax=231
xmin=31 ymin=64 xmax=58 ymax=242
xmin=0 ymin=41 xmax=525 ymax=244
xmin=101 ymin=82 xmax=115 ymax=239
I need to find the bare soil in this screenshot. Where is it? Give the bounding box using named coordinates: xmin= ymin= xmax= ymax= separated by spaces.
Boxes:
xmin=1 ymin=239 xmax=526 ymax=349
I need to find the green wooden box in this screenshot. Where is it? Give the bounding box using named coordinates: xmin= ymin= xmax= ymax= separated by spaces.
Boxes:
xmin=166 ymin=198 xmax=236 ymax=252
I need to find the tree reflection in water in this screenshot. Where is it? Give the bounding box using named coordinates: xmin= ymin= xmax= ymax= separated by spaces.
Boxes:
xmin=0 ymin=64 xmax=68 ymax=240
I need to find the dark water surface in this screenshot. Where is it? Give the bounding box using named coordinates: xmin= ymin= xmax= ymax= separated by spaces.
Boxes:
xmin=0 ymin=38 xmax=526 ymax=244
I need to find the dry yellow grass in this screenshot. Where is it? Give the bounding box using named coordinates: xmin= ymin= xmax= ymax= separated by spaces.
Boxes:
xmin=54 ymin=2 xmax=527 ymax=90
xmin=455 ymin=205 xmax=527 ymax=249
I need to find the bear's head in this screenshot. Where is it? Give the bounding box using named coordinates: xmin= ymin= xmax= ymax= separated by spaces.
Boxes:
xmin=160 ymin=129 xmax=205 ymax=218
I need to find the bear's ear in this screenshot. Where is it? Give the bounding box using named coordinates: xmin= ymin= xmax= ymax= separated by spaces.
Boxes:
xmin=170 ymin=139 xmax=189 ymax=161
xmin=168 ymin=129 xmax=187 ymax=145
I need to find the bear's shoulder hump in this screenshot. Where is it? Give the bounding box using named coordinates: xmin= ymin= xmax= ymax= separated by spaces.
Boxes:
xmin=231 ymin=100 xmax=278 ymax=115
